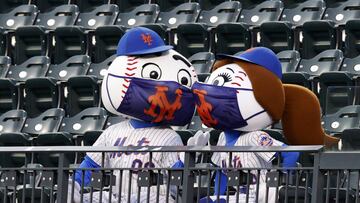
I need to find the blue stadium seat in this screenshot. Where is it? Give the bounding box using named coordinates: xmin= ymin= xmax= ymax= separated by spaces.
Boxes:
xmin=115 ymin=4 xmax=160 ymax=28
xmin=0 ymin=5 xmax=39 ymax=30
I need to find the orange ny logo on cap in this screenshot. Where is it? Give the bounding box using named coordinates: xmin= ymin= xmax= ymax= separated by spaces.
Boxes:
xmin=141 ymin=33 xmax=153 ymax=46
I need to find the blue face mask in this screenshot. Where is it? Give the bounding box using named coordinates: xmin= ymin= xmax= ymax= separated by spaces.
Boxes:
xmin=191 ymin=82 xmax=265 ymax=130
xmin=107 ymin=74 xmax=195 ymax=126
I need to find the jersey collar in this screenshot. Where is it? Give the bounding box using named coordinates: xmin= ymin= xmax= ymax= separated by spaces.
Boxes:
xmin=129 ymin=119 xmax=161 ymax=129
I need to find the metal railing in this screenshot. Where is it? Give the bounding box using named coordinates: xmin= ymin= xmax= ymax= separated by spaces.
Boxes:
xmin=0 ymin=145 xmax=358 ymax=203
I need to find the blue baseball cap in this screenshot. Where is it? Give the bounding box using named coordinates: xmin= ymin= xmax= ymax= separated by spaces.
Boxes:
xmin=217 ymin=47 xmax=282 ymax=79
xmin=116 ymin=27 xmax=173 ymax=56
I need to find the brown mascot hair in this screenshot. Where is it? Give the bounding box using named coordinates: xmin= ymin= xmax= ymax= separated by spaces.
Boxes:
xmin=212 ymin=59 xmax=339 ymax=147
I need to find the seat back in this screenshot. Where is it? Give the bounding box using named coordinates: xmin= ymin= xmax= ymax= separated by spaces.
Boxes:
xmin=157 ymin=0 xmax=187 ymax=11
xmin=93 ymin=26 xmax=125 ymax=63
xmin=53 ymin=26 xmax=87 ymax=64
xmin=340 ymin=55 xmax=360 ymax=74
xmin=14 ymin=26 xmax=48 ymax=64
xmin=156 ymin=2 xmax=200 ymax=28
xmin=0 ymin=56 xmax=11 ymax=78
xmin=23 ymin=108 xmax=65 ymax=135
xmin=260 ymin=22 xmax=294 ymax=53
xmin=105 ymin=115 xmax=127 ymax=129
xmin=238 ymin=0 xmax=283 ymax=26
xmin=322 ymin=105 xmax=360 ymax=134
xmin=198 ymin=1 xmax=241 ymax=26
xmin=0 ymin=28 xmax=6 ymax=56
xmin=0 ymin=79 xmax=19 ymax=114
xmin=35 ymin=4 xmax=79 ymax=29
xmin=345 ymin=20 xmax=360 ymax=58
xmin=115 ymin=4 xmax=159 ymax=28
xmin=322 ymin=0 xmax=360 ymax=25
xmin=0 ymin=109 xmax=27 ymax=133
xmin=176 ymin=24 xmax=211 ymax=58
xmin=75 ymin=0 xmax=108 ymax=12
xmin=87 ymin=54 xmax=116 ymax=79
xmin=277 ymin=50 xmax=301 ymax=73
xmin=59 ymin=107 xmax=107 ymax=134
xmin=188 ymin=52 xmax=215 ymax=75
xmin=297 ymin=49 xmax=343 ymax=76
xmin=215 ymin=23 xmax=251 ymax=55
xmin=0 ymin=5 xmax=39 ymax=29
xmin=33 ymin=0 xmax=69 ymax=13
xmin=6 ymin=56 xmax=50 ymax=81
xmin=0 ymin=0 xmax=30 ymax=14
xmin=67 ymin=76 xmax=100 ymax=116
xmin=47 ymin=55 xmax=91 ymax=81
xmin=24 ymin=78 xmax=62 ymax=118
xmin=280 ymin=0 xmax=326 ymax=26
xmin=75 ymin=4 xmax=119 ymax=29
xmin=302 ymin=20 xmax=337 ymax=59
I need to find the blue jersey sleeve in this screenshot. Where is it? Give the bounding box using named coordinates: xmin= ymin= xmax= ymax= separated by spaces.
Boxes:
xmin=75 ymin=155 xmax=101 ymax=186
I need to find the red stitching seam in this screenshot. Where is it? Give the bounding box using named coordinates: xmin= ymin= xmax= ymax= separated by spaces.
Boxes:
xmin=126 ymin=67 xmax=137 ymax=71
xmin=125 ymin=73 xmax=135 ymax=76
xmin=122 ymin=84 xmax=129 ymax=88
xmin=127 ymin=61 xmax=138 ymax=66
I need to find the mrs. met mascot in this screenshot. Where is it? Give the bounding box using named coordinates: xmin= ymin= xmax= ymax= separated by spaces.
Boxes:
xmin=192 ymin=47 xmax=339 ymax=203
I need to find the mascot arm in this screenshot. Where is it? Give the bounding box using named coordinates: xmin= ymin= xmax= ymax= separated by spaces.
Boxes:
xmin=279 ymin=144 xmax=300 ymax=168
xmin=75 ymin=155 xmax=101 ymax=186
xmin=214 ymin=170 xmax=227 ymax=196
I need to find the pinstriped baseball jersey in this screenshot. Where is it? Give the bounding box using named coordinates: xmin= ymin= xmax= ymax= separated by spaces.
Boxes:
xmin=87 ymin=120 xmax=183 ymax=202
xmin=211 ymin=131 xmax=283 ymax=203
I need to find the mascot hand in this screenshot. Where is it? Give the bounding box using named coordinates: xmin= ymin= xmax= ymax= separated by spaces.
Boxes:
xmin=66 ymin=179 xmax=81 ymax=203
xmin=187 ymin=130 xmax=210 ymax=146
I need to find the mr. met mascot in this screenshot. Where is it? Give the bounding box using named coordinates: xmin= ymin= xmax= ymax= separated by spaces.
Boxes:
xmin=69 ymin=27 xmax=209 ymax=203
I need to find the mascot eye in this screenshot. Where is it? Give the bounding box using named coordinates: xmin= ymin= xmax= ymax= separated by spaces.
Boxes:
xmin=177 ymin=69 xmax=192 ymax=87
xmin=212 ymin=73 xmax=232 ymax=86
xmin=141 ymin=63 xmax=162 ymax=80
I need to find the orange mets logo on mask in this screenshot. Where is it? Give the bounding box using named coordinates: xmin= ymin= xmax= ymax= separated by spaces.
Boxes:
xmin=141 ymin=33 xmax=153 ymax=46
xmin=193 ymin=89 xmax=218 ymax=127
xmin=144 ymin=86 xmax=182 ymax=123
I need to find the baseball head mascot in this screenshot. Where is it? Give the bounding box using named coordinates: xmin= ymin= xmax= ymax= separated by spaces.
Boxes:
xmin=195 ymin=47 xmax=339 ymax=203
xmin=70 ymin=27 xmax=208 ymax=203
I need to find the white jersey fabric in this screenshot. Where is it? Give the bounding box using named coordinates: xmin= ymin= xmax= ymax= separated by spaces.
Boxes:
xmin=75 ymin=120 xmax=183 ymax=203
xmin=210 ymin=131 xmax=283 ymax=203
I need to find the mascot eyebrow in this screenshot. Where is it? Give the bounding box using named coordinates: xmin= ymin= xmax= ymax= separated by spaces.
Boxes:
xmin=172 ymin=54 xmax=191 ymax=68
